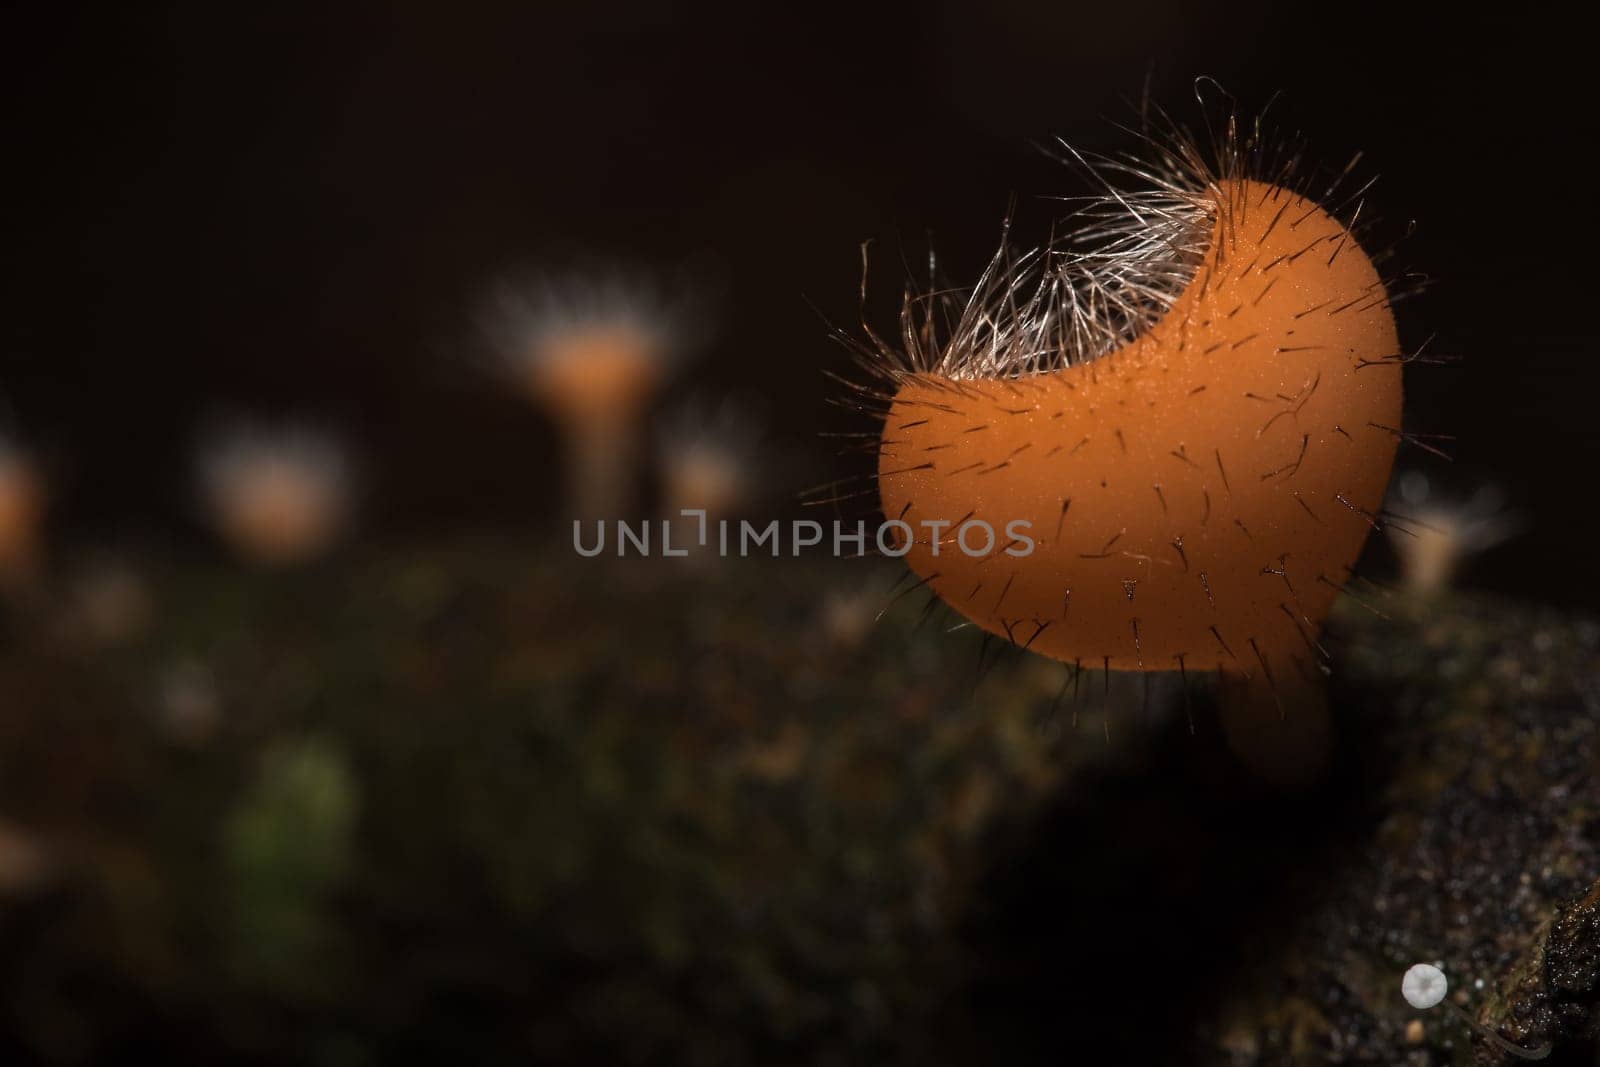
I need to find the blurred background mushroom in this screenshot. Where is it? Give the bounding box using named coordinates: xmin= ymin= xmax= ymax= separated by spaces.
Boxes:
xmin=157 ymin=657 xmax=222 ymax=744
xmin=482 ymin=271 xmax=699 ymax=521
xmin=0 ymin=819 xmax=53 ymax=898
xmin=198 ymin=420 xmax=354 ymax=567
xmin=657 ymin=395 xmax=763 ymax=553
xmin=57 ymin=557 xmax=154 ymax=646
xmin=0 ymin=433 xmax=45 ymax=589
xmin=1387 ymin=471 xmax=1521 ymax=597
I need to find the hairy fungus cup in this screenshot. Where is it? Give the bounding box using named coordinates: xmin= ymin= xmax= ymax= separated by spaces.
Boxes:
xmin=851 ymin=113 xmax=1419 ymax=766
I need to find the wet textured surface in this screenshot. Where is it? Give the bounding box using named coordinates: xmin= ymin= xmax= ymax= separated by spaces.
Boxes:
xmin=0 ymin=547 xmax=1595 ymax=1064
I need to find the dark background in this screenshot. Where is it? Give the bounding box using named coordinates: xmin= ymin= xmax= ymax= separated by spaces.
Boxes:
xmin=5 ymin=3 xmax=1592 ymax=604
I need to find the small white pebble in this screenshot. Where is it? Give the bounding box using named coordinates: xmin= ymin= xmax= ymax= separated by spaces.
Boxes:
xmin=1403 ymin=963 xmax=1448 ymax=1009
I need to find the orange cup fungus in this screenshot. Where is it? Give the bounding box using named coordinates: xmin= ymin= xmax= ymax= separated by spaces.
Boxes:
xmin=866 ymin=133 xmax=1406 ymax=689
